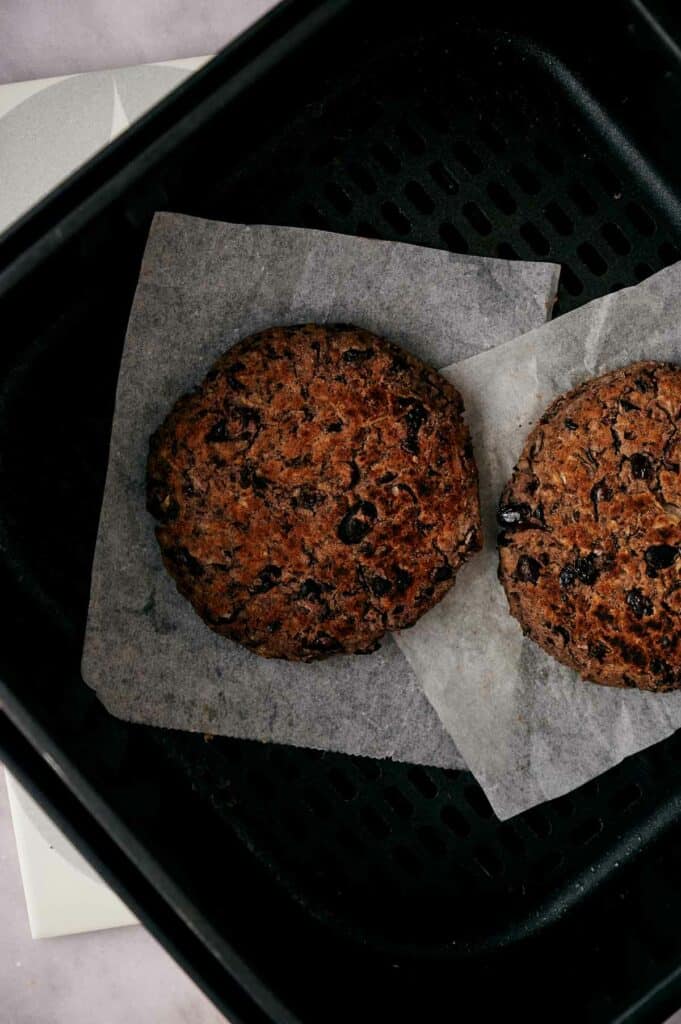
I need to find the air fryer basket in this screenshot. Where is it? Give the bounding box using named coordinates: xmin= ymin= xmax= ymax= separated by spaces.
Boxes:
xmin=2 ymin=1 xmax=681 ymax=1021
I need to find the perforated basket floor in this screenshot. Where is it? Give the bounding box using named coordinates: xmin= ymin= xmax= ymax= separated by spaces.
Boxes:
xmin=164 ymin=9 xmax=681 ymax=947
xmin=3 ymin=3 xmax=681 ymax=1022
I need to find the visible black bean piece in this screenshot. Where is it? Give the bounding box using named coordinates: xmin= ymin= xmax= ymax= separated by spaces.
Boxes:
xmin=325 ymin=420 xmax=344 ymax=433
xmin=206 ymin=404 xmax=261 ymax=444
xmin=342 ymin=347 xmax=375 ymax=364
xmin=226 ymin=361 xmax=246 ymax=391
xmin=347 ymin=461 xmax=361 ymax=488
xmin=284 ymin=454 xmax=312 ymax=469
xmin=574 ymin=555 xmax=599 ymax=585
xmin=645 ymin=544 xmax=678 ymax=573
xmin=553 ymin=624 xmax=570 ymax=645
xmin=432 ymin=563 xmax=453 ymax=583
xmin=395 ymin=397 xmax=429 ymax=455
xmin=560 ymin=564 xmax=577 ymax=588
xmin=251 ymin=564 xmax=282 ymax=594
xmin=626 ymin=587 xmax=653 ymax=619
xmin=514 ymin=555 xmax=541 ymax=584
xmin=317 ymin=599 xmax=333 ymax=623
xmin=564 ymin=418 xmax=579 ymax=431
xmin=305 ymin=632 xmax=343 ymax=655
xmin=396 ymin=482 xmax=418 ymax=502
xmin=295 ymin=485 xmax=326 ymax=510
xmin=619 ymin=640 xmax=647 ymax=669
xmin=610 ymin=427 xmax=622 ymax=454
xmin=389 ymin=353 xmax=409 ymax=374
xmin=630 ymin=452 xmax=653 ymax=480
xmin=337 ymin=501 xmax=378 ymax=544
xmin=378 ymin=471 xmax=397 ymax=484
xmin=620 ymin=397 xmax=640 ymax=412
xmin=369 ymin=575 xmax=392 ymax=597
xmin=298 ymin=579 xmax=324 ymax=600
xmin=267 ymin=620 xmax=282 ymax=633
xmin=588 ymin=640 xmax=608 ymax=662
xmin=240 ymin=464 xmax=269 ymax=492
xmin=650 ymin=657 xmax=676 ymax=685
xmin=497 ymin=502 xmax=532 ymax=527
xmin=526 ymin=477 xmax=540 ymax=496
xmin=206 ymin=419 xmax=230 ymax=442
xmin=393 ymin=566 xmax=414 ymax=594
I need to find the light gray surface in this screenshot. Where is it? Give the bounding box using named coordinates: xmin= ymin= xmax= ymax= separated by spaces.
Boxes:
xmin=0 ymin=63 xmax=195 ymax=236
xmin=0 ymin=775 xmax=224 ymax=1024
xmin=397 ymin=261 xmax=681 ymax=819
xmin=82 ymin=212 xmax=559 ymax=768
xmin=0 ymin=0 xmax=277 ymax=83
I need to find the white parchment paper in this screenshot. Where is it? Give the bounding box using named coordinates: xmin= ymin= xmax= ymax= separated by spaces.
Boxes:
xmin=82 ymin=212 xmax=558 ymax=768
xmin=396 ymin=261 xmax=681 ymax=817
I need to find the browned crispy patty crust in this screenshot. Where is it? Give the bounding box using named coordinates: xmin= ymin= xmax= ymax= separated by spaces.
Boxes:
xmin=147 ymin=324 xmax=481 ymax=661
xmin=498 ymin=360 xmax=681 ymax=691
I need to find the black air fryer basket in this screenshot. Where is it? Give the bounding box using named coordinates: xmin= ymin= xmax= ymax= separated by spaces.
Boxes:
xmin=2 ymin=2 xmax=681 ymax=1021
